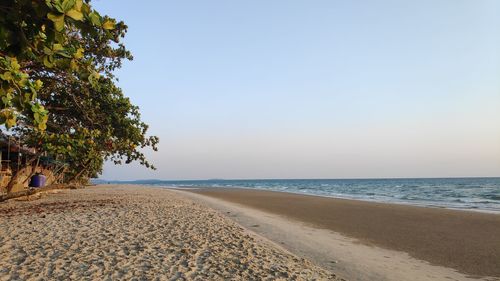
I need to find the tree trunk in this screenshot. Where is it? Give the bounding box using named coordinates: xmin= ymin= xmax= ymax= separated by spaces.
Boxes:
xmin=21 ymin=156 xmax=40 ymax=186
xmin=6 ymin=154 xmax=40 ymax=193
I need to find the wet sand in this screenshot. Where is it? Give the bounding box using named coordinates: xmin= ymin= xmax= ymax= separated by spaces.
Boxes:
xmin=188 ymin=188 xmax=500 ymax=278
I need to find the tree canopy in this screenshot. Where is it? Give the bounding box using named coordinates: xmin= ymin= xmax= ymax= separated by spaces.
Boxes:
xmin=0 ymin=0 xmax=158 ymax=185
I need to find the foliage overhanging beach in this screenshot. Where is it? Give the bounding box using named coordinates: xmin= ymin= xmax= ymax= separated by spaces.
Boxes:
xmin=0 ymin=0 xmax=157 ymax=194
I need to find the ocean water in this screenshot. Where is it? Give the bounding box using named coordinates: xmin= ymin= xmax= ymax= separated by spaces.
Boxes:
xmin=117 ymin=178 xmax=500 ymax=213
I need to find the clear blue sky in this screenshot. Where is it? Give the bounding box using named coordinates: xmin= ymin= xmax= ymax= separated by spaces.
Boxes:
xmin=95 ymin=0 xmax=500 ymax=180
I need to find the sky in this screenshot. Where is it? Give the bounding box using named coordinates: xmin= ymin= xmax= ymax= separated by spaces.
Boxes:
xmin=94 ymin=0 xmax=500 ymax=180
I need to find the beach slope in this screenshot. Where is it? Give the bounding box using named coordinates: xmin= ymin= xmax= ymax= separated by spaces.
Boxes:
xmin=186 ymin=188 xmax=500 ymax=280
xmin=0 ymin=185 xmax=339 ymax=280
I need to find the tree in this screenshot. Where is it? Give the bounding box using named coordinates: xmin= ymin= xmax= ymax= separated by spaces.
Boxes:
xmin=0 ymin=0 xmax=158 ymax=188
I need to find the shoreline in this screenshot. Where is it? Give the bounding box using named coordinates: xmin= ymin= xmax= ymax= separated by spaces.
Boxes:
xmin=167 ymin=185 xmax=500 ymax=214
xmin=178 ymin=189 xmax=497 ymax=281
xmin=184 ymin=187 xmax=500 ymax=279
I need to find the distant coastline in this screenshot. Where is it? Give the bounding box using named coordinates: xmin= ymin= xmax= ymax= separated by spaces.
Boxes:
xmin=96 ymin=176 xmax=500 ymax=183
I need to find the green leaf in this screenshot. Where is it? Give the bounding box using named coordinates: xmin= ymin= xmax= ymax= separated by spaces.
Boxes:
xmin=70 ymin=59 xmax=78 ymax=70
xmin=88 ymin=72 xmax=98 ymax=87
xmin=38 ymin=122 xmax=47 ymax=131
xmin=54 ymin=31 xmax=65 ymax=43
xmin=89 ymin=12 xmax=101 ymax=26
xmin=61 ymin=0 xmax=76 ymax=12
xmin=45 ymin=0 xmax=53 ymax=9
xmin=5 ymin=114 xmax=16 ymax=128
xmin=43 ymin=56 xmax=54 ymax=68
xmin=52 ymin=0 xmax=64 ymax=13
xmin=10 ymin=59 xmax=20 ymax=70
xmin=35 ymin=80 xmax=43 ymax=90
xmin=102 ymin=20 xmax=115 ymax=30
xmin=47 ymin=13 xmax=65 ymax=31
xmin=74 ymin=47 xmax=84 ymax=59
xmin=74 ymin=0 xmax=83 ymax=11
xmin=1 ymin=71 xmax=12 ymax=81
xmin=57 ymin=52 xmax=72 ymax=58
xmin=38 ymin=31 xmax=47 ymax=40
xmin=43 ymin=46 xmax=53 ymax=55
xmin=66 ymin=9 xmax=83 ymax=21
xmin=47 ymin=12 xmax=63 ymax=22
xmin=53 ymin=43 xmax=64 ymax=51
xmin=1 ymin=96 xmax=9 ymax=105
xmin=81 ymin=2 xmax=90 ymax=14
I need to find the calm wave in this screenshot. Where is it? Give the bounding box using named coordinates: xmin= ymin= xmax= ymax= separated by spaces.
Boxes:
xmin=111 ymin=178 xmax=500 ymax=213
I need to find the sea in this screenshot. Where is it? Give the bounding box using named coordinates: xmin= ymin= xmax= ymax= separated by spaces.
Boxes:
xmin=104 ymin=177 xmax=500 ymax=213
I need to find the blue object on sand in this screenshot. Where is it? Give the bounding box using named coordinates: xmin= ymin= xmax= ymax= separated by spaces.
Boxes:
xmin=30 ymin=174 xmax=46 ymax=188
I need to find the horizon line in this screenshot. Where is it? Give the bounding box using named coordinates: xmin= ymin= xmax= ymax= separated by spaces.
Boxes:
xmin=95 ymin=176 xmax=500 ymax=182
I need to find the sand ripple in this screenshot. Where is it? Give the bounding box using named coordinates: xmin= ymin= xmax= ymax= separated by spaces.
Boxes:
xmin=0 ymin=185 xmax=339 ymax=280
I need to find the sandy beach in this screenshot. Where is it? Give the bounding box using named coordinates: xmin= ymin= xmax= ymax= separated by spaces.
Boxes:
xmin=0 ymin=185 xmax=339 ymax=280
xmin=185 ymin=188 xmax=500 ymax=280
xmin=2 ymin=185 xmax=499 ymax=281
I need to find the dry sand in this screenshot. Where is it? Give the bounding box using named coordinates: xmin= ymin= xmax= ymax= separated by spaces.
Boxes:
xmin=0 ymin=185 xmax=340 ymax=281
xmin=187 ymin=188 xmax=500 ymax=280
